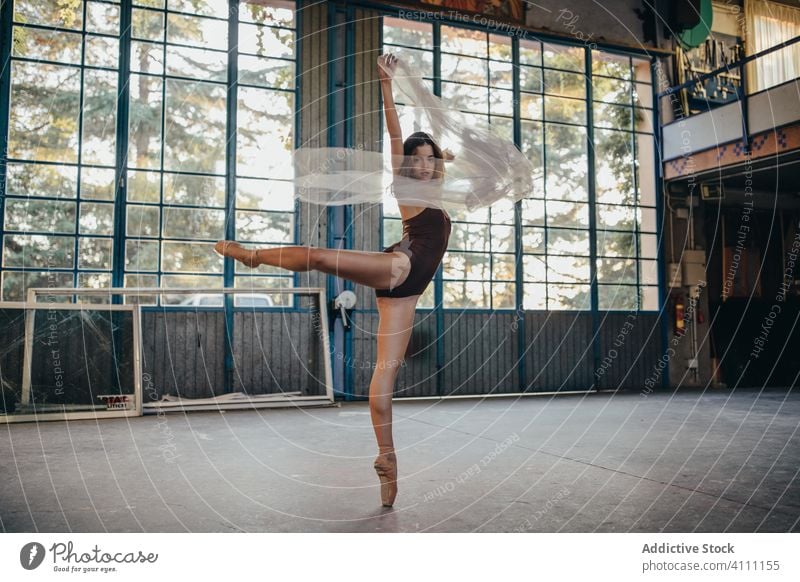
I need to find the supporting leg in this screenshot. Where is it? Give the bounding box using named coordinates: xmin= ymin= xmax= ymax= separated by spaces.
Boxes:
xmin=369 ymin=295 xmax=419 ymax=506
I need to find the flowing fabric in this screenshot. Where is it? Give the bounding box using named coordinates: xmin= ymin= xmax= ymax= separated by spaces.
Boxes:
xmin=292 ymin=54 xmax=536 ymax=210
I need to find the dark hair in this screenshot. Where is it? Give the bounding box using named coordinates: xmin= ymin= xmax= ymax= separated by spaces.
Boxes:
xmin=399 ymin=131 xmax=445 ymax=180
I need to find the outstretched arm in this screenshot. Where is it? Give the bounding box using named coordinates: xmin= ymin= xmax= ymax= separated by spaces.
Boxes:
xmin=378 ymin=54 xmax=403 ymax=175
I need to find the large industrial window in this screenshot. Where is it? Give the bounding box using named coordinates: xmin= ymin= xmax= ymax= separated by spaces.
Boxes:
xmin=3 ymin=0 xmax=122 ymax=301
xmin=381 ymin=16 xmax=659 ymax=311
xmin=0 ymin=0 xmax=296 ymax=305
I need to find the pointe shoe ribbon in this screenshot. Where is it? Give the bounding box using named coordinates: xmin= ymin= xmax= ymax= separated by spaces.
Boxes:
xmin=374 ymin=451 xmax=398 ymax=507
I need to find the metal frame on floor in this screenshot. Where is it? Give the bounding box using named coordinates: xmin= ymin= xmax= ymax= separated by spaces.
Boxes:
xmin=24 ymin=287 xmax=336 ymax=413
xmin=0 ymin=300 xmax=143 ymax=424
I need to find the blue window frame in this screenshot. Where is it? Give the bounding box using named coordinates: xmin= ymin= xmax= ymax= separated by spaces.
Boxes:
xmin=381 ymin=15 xmax=659 ymax=312
xmin=0 ymin=0 xmax=297 ymax=306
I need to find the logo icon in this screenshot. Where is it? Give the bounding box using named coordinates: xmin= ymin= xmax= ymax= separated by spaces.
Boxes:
xmin=20 ymin=542 xmax=46 ymax=570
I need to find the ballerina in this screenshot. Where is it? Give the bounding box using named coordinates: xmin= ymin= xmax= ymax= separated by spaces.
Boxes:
xmin=215 ymin=53 xmax=451 ymax=507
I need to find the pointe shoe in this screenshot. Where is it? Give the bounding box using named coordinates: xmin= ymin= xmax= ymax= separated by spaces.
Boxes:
xmin=374 ymin=450 xmax=398 ymax=507
xmin=214 ymin=241 xmax=260 ymax=268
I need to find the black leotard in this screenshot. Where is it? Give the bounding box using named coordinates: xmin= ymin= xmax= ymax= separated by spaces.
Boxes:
xmin=375 ymin=207 xmax=452 ymax=298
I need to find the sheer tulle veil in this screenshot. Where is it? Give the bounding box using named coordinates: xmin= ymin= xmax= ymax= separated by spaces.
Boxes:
xmin=291 ymin=53 xmax=536 ymax=210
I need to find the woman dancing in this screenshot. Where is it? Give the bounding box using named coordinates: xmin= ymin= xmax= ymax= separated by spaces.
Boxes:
xmin=215 ymin=53 xmax=451 ymax=507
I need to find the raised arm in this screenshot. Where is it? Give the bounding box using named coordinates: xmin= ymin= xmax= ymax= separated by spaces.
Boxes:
xmin=378 ymin=54 xmax=404 ymax=175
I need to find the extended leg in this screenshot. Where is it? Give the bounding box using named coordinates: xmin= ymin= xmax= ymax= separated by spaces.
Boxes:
xmin=215 ymin=241 xmax=411 ymax=291
xmin=369 ymin=295 xmax=418 ymax=506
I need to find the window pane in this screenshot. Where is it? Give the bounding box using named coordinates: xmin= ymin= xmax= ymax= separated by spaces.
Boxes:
xmin=548 ymin=284 xmax=591 ymax=310
xmin=238 ymin=22 xmax=293 ymax=58
xmin=85 ymin=35 xmax=120 ymax=68
xmin=237 ymin=87 xmax=293 ymax=178
xmin=234 ymin=275 xmax=293 ymax=307
xmin=240 ymin=1 xmax=294 ymax=27
xmin=128 ymin=74 xmax=163 ymax=169
xmin=383 ymin=17 xmax=433 ymax=49
xmin=548 ymin=255 xmax=590 ymax=283
xmin=493 ymin=283 xmax=515 ymax=308
xmin=13 ymin=27 xmax=82 ymax=64
xmin=131 ymin=41 xmax=164 ymax=74
xmin=235 ymin=211 xmax=293 ymax=243
xmin=441 ymin=25 xmax=486 ymax=58
xmin=126 ymin=240 xmax=160 ymax=271
xmin=544 ymin=69 xmax=585 ymax=98
xmin=132 ymin=8 xmax=165 ymax=41
xmin=521 ymin=198 xmax=545 ymax=225
xmin=166 ymin=45 xmax=228 ymax=81
xmin=520 ymin=65 xmax=543 ymax=93
xmin=81 ymin=167 xmax=115 ymax=200
xmin=80 ymin=202 xmax=115 ymax=235
xmin=641 ymin=286 xmax=659 ymax=310
xmin=14 ymin=0 xmax=83 ymax=29
xmin=167 ymin=13 xmax=228 ymax=50
xmin=164 ymin=80 xmax=227 ymax=173
xmin=126 ymin=206 xmax=160 ymax=237
xmin=599 ymin=284 xmax=637 ymax=310
xmin=5 ymin=199 xmax=76 ymax=233
xmin=79 ymin=238 xmax=113 ymax=270
xmin=170 ymin=0 xmax=229 ymax=19
xmin=546 ymin=200 xmax=589 ymax=228
xmin=545 ymin=124 xmax=587 ymax=201
xmin=491 ymin=225 xmax=515 ymax=252
xmin=592 ymin=51 xmax=631 ymax=80
xmin=441 ymin=81 xmax=488 ymax=114
xmin=449 ymin=223 xmax=489 ymax=251
xmin=640 ymin=259 xmax=659 ymax=285
xmin=163 ymin=207 xmax=225 ymax=239
xmin=238 ymin=55 xmax=294 ymax=89
xmin=594 ymin=128 xmax=635 ymax=205
xmin=87 ymin=1 xmax=121 ymax=34
xmin=9 ymin=62 xmax=81 ymax=162
xmin=492 ymin=254 xmax=516 ymax=281
xmin=592 ymin=76 xmax=632 ymax=105
xmin=522 ymin=254 xmax=546 ymax=281
xmin=444 ymin=281 xmax=491 ymax=308
xmin=161 ymin=242 xmax=223 ymax=273
xmin=127 ymin=170 xmax=161 ymax=203
xmin=3 ymin=234 xmax=75 ymax=268
xmin=443 ymin=252 xmax=491 ymax=281
xmin=545 ymin=95 xmax=586 ymax=125
xmin=640 ymin=234 xmax=658 ymax=259
xmin=163 ymin=173 xmax=225 ymax=207
xmin=522 ymin=227 xmax=545 ymax=253
xmin=547 ymin=228 xmax=590 ymax=256
xmin=6 ymin=163 xmax=78 ymax=199
xmin=2 ymin=271 xmax=74 ymax=301
xmin=82 ymin=69 xmax=118 ymax=165
xmin=594 ymin=102 xmax=633 ymax=131
xmin=543 ymin=43 xmax=583 ymax=71
xmin=597 ymin=230 xmax=636 ymax=258
xmin=523 ymin=283 xmax=546 ymax=309
xmin=597 ymin=204 xmax=636 ymax=230
xmin=520 ymin=39 xmax=541 ymax=66
xmin=597 ymin=257 xmax=636 ymax=283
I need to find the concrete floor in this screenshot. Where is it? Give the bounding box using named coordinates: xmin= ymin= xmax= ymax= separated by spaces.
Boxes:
xmin=1 ymin=387 xmax=798 ymax=533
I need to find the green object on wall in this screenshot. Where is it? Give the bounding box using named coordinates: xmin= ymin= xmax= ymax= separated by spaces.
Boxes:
xmin=678 ymin=0 xmax=713 ymax=49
